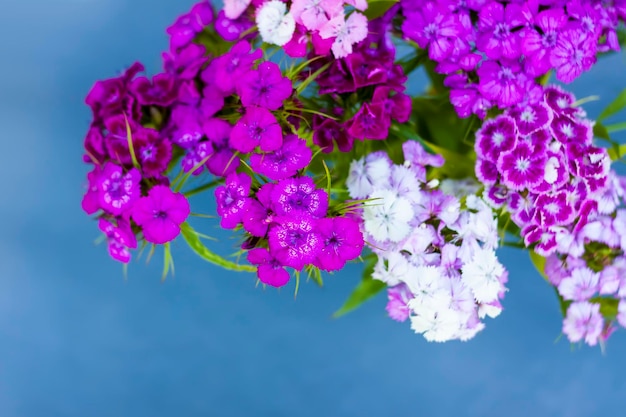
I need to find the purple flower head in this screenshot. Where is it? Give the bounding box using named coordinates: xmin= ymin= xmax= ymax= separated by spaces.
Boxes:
xmin=373 ymin=87 xmax=412 ymax=124
xmin=134 ymin=129 xmax=172 ymax=177
xmin=243 ymin=183 xmax=276 ymax=237
xmin=247 ymin=247 xmax=290 ymax=287
xmin=132 ymin=185 xmax=190 ymax=244
xmin=130 ymin=73 xmax=178 ymax=107
xmin=230 ymin=106 xmax=283 ymax=153
xmin=239 ymin=62 xmax=292 ymax=110
xmin=402 ymin=140 xmax=444 ymax=182
xmin=102 ymin=115 xmax=140 ymax=165
xmin=497 ymin=142 xmax=545 ymax=191
xmin=562 ymin=301 xmax=604 ymax=346
xmin=268 ymin=215 xmax=322 ymax=270
xmin=200 ymin=84 xmax=226 ymax=119
xmin=97 ymin=162 xmax=142 ymax=216
xmin=345 ymin=52 xmax=388 ymax=89
xmin=558 ymin=267 xmax=600 ymax=301
xmin=543 ymin=85 xmax=583 ymax=118
xmin=215 ymin=10 xmax=255 ymax=42
xmin=386 ymin=283 xmax=414 ymax=322
xmin=475 ymin=115 xmax=517 ymax=162
xmin=181 ymin=141 xmax=211 ymax=175
xmin=449 ymin=85 xmax=491 ymax=119
xmin=82 ymin=166 xmax=102 ymax=215
xmin=551 ymin=116 xmax=592 ymax=145
xmin=478 ymin=60 xmax=526 ymax=108
xmin=521 ymin=8 xmax=568 ymax=76
xmin=536 ymin=191 xmax=574 ymax=226
xmin=202 ymin=118 xmax=239 ymax=177
xmin=85 ymin=62 xmax=143 ymax=124
xmin=214 ymin=172 xmax=252 ymax=229
xmin=250 ymin=134 xmax=312 ymax=180
xmin=476 ymin=159 xmax=499 ymax=185
xmin=210 ymin=41 xmax=262 ymax=95
xmin=313 ymin=116 xmax=354 ymax=153
xmin=166 ymin=1 xmax=214 ymax=50
xmin=163 ymin=43 xmax=208 ymax=80
xmin=272 ymin=176 xmax=328 ymax=218
xmin=84 ymin=126 xmax=107 ymax=164
xmin=476 ymin=1 xmax=529 ymax=60
xmin=283 ymin=24 xmax=309 ymax=58
xmin=507 ymin=102 xmax=552 ymax=136
xmin=98 ymin=217 xmax=138 ymax=263
xmin=169 ymin=106 xmax=203 ymax=149
xmin=550 ymin=29 xmax=597 ymax=83
xmin=314 ymin=217 xmax=364 ymax=271
xmin=347 ymin=102 xmax=390 ymax=140
xmin=402 ymin=2 xmax=461 ymax=61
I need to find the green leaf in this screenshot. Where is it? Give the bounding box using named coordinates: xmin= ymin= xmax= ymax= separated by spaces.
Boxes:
xmin=590 ymin=297 xmax=620 ymax=320
xmin=179 ymin=222 xmax=256 ymax=273
xmin=607 ymin=144 xmax=626 ymax=161
xmin=598 ymin=88 xmax=626 ymax=122
xmin=593 ymin=122 xmax=611 ymax=141
xmin=333 ymin=254 xmax=386 ymax=318
xmin=606 ymin=121 xmax=626 ymax=134
xmin=529 ymin=250 xmax=548 ymax=281
xmin=364 ymin=0 xmax=398 ymax=20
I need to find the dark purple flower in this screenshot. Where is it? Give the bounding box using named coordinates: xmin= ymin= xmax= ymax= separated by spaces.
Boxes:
xmin=242 ymin=183 xmax=276 ymax=237
xmin=132 ymin=185 xmax=190 ymax=244
xmin=214 ymin=172 xmax=251 ymax=229
xmin=475 ymin=115 xmax=517 ymax=162
xmin=130 ymin=73 xmax=178 ymax=106
xmin=373 ymin=86 xmax=412 ymax=124
xmin=477 ymin=60 xmax=526 ymax=108
xmin=272 ymin=176 xmax=328 ymax=218
xmin=476 ymin=159 xmax=499 ymax=185
xmin=98 ymin=217 xmax=137 ymax=263
xmin=247 ymin=247 xmax=290 ymax=287
xmin=134 ymin=129 xmax=172 ymax=177
xmin=230 ymin=106 xmax=283 ymax=153
xmin=345 ymin=52 xmax=388 ymax=88
xmin=347 ymin=102 xmax=390 ymax=140
xmin=316 ymin=60 xmax=356 ymax=95
xmin=268 ymin=215 xmax=322 ymax=270
xmin=239 ymin=62 xmax=292 ymax=110
xmin=550 ymin=29 xmax=597 ymax=83
xmin=313 ymin=116 xmax=354 ymax=153
xmin=97 ymin=162 xmax=142 ymax=216
xmin=83 ymin=126 xmax=107 ymax=164
xmin=497 ymin=142 xmax=545 ymax=191
xmin=314 ymin=217 xmax=364 ymax=271
xmin=250 ymin=134 xmax=312 ymax=180
xmin=202 ymin=118 xmax=240 ymax=176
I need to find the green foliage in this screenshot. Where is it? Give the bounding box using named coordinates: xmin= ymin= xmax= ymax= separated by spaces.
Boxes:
xmin=364 ymin=0 xmax=398 ymax=20
xmin=598 ymin=88 xmax=626 ymax=122
xmin=333 ymin=253 xmax=386 ymax=318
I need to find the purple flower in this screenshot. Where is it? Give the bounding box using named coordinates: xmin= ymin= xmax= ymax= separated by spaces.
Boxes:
xmin=345 ymin=52 xmax=388 ymax=88
xmin=239 ymin=62 xmax=292 ymax=110
xmin=130 ymin=73 xmax=178 ymax=106
xmin=134 ymin=129 xmax=172 ymax=177
xmin=477 ymin=60 xmax=526 ymax=108
xmin=521 ymin=8 xmax=567 ymax=76
xmin=202 ymin=118 xmax=240 ymax=177
xmin=562 ymin=301 xmax=604 ymax=346
xmin=98 ymin=217 xmax=137 ymax=263
xmin=169 ymin=105 xmax=203 ymax=149
xmin=449 ymin=85 xmax=491 ymax=119
xmin=247 ymin=247 xmax=290 ymax=287
xmin=132 ymin=185 xmax=191 ymax=244
xmin=97 ymin=162 xmax=142 ymax=216
xmin=314 ymin=217 xmax=364 ymax=271
xmin=507 ymin=102 xmax=552 ymax=136
xmin=230 ymin=106 xmax=283 ymax=153
xmin=536 ymin=192 xmax=574 ymax=226
xmin=475 ymin=115 xmax=517 ymax=162
xmin=242 ymin=183 xmax=276 ymax=237
xmin=313 ymin=115 xmax=354 ymax=153
xmin=476 ymin=1 xmax=529 ymax=60
xmin=497 ymin=142 xmax=545 ymax=191
xmin=249 ymin=134 xmax=312 ymax=180
xmin=558 ymin=267 xmax=600 ymax=301
xmin=543 ymin=85 xmax=583 ymax=118
xmin=83 ymin=126 xmax=107 ymax=165
xmin=373 ymin=86 xmax=412 ymax=124
xmin=550 ymin=29 xmax=597 ymax=83
xmin=214 ymin=172 xmax=251 ymax=229
xmin=209 ymin=41 xmax=262 ymax=96
xmin=163 ymin=43 xmax=208 ymax=80
xmin=268 ymin=215 xmax=322 ymax=270
xmin=85 ymin=62 xmax=143 ymax=124
xmin=386 ymin=283 xmax=414 ymax=322
xmin=402 ymin=2 xmax=461 ymax=61
xmin=347 ymin=102 xmax=390 ymax=140
xmin=214 ymin=10 xmax=255 ymax=42
xmin=272 ymin=176 xmax=328 ymax=218
xmin=166 ymin=1 xmax=214 ymax=50
xmin=551 ymin=116 xmax=592 ymax=144
xmin=181 ymin=141 xmax=211 ymax=175
xmin=82 ymin=167 xmax=102 ymax=215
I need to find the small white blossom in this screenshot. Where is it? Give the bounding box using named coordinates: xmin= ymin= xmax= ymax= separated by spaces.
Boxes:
xmin=256 ymin=0 xmax=296 ymax=46
xmin=461 ymin=248 xmax=505 ymax=303
xmin=363 ymin=189 xmax=414 ymax=243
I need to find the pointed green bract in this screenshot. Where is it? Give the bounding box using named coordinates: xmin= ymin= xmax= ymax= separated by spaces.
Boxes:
xmin=598 ymin=88 xmax=626 ymax=122
xmin=179 ymin=222 xmax=256 ymax=273
xmin=333 ymin=254 xmax=386 ymax=318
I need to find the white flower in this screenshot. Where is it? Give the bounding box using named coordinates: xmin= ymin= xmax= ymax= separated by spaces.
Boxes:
xmin=256 ymin=0 xmax=296 ymax=46
xmin=390 ymin=165 xmax=422 ymax=203
xmin=478 ymin=301 xmax=502 ymax=319
xmin=461 ymin=248 xmax=505 ymax=303
xmin=410 ymin=309 xmax=463 ymax=342
xmin=346 ymin=155 xmax=392 ymax=199
xmin=224 ymin=0 xmax=252 ymax=19
xmin=372 ymin=252 xmax=413 ymax=286
xmin=363 ymin=189 xmax=414 ymax=243
xmin=405 ymin=266 xmax=451 ymax=312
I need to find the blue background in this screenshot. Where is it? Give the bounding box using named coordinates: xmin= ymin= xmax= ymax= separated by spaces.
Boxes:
xmin=1 ymin=1 xmax=626 ymax=415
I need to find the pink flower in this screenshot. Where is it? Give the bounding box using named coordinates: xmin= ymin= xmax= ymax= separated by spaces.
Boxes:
xmin=319 ymin=11 xmax=368 ymax=58
xmin=132 ymin=186 xmax=191 ymax=244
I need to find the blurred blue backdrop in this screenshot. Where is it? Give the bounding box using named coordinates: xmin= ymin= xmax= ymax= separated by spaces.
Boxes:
xmin=1 ymin=1 xmax=626 ymax=416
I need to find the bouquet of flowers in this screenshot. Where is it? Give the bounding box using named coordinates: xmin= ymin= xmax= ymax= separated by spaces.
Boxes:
xmin=80 ymin=0 xmax=626 ymax=346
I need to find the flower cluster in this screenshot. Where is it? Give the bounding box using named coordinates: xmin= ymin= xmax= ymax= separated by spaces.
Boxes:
xmin=347 ymin=142 xmax=508 ymax=342
xmin=476 ymin=85 xmax=611 ymax=257
xmin=401 ymin=0 xmax=626 ymax=117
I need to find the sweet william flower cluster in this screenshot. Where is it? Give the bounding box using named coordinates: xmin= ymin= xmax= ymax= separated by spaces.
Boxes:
xmin=80 ymin=0 xmax=626 ymax=347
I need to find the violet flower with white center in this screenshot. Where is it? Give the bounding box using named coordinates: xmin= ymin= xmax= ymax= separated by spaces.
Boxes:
xmin=98 ymin=218 xmax=138 ymax=263
xmin=498 ymin=142 xmax=546 ymax=191
xmin=558 ymin=267 xmax=600 ymax=301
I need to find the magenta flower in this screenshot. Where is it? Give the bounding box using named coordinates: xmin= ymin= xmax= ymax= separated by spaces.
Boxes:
xmin=249 ymin=134 xmax=312 ymax=181
xmin=242 ymin=183 xmax=276 ymax=237
xmin=214 ymin=172 xmax=252 ymax=229
xmin=98 ymin=218 xmax=137 ymax=263
xmin=131 ymin=186 xmax=190 ymax=244
xmin=210 ymin=41 xmax=262 ymax=95
xmin=214 ymin=10 xmax=255 ymax=42
xmin=130 ymin=73 xmax=178 ymax=106
xmin=239 ymin=62 xmax=292 ymax=110
xmin=313 ymin=116 xmax=353 ymax=153
xmin=203 ymin=118 xmax=239 ymax=177
xmin=97 ymin=162 xmax=142 ymax=216
xmin=520 ymin=8 xmax=567 ymax=76
xmin=268 ymin=215 xmax=322 ymax=270
xmin=83 ymin=126 xmax=106 ymax=164
xmin=314 ymin=217 xmax=364 ymax=271
xmin=386 ymin=283 xmax=414 ymax=322
xmin=562 ymin=301 xmax=604 ymax=346
xmin=475 ymin=115 xmax=517 ymax=162
xmin=230 ymin=106 xmax=283 ymax=153
xmin=166 ymin=0 xmax=213 ymax=50
xmin=507 ymin=103 xmax=552 ymax=136
xmin=347 ymin=102 xmax=390 ymax=140
xmin=82 ymin=166 xmax=102 ymax=215
xmin=272 ymin=176 xmax=328 ymax=218
xmin=181 ymin=141 xmax=211 ymax=175
xmin=247 ymin=247 xmax=290 ymax=287
xmin=402 ymin=2 xmax=461 ymax=61
xmin=476 ymin=1 xmax=529 ymax=60
xmin=162 ymin=43 xmax=208 ymax=80
xmin=477 ymin=60 xmax=526 ymax=108
xmin=497 ymin=142 xmax=545 ymax=191
xmin=550 ymin=29 xmax=597 ymax=83
xmin=535 ymin=192 xmax=574 ymax=226
xmin=134 ymin=129 xmax=172 ymax=177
